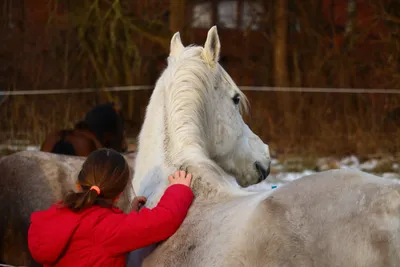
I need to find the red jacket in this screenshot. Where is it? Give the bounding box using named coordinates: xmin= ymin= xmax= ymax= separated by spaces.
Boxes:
xmin=28 ymin=184 xmax=194 ymax=267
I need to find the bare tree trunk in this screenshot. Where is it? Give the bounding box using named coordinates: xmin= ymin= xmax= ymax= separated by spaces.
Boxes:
xmin=169 ymin=0 xmax=185 ymax=34
xmin=292 ymin=48 xmax=302 ymax=86
xmin=340 ymin=0 xmax=357 ymax=87
xmin=343 ymin=0 xmax=357 ymax=50
xmin=274 ymin=0 xmax=289 ymax=87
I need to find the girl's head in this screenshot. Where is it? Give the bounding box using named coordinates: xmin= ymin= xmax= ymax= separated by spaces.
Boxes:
xmin=63 ymin=148 xmax=130 ymax=212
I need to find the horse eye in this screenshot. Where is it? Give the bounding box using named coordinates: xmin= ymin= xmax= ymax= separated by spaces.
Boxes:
xmin=232 ymin=94 xmax=240 ymax=105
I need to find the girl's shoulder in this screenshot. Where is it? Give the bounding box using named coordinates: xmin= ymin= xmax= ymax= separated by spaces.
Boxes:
xmin=81 ymin=205 xmax=125 ymax=223
xmin=49 ymin=202 xmax=124 ymax=217
xmin=79 ymin=205 xmax=124 ymax=216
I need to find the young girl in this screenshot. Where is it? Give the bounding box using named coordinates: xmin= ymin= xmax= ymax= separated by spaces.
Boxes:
xmin=28 ymin=148 xmax=194 ymax=267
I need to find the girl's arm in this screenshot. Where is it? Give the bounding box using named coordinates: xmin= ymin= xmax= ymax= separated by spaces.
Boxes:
xmin=101 ymin=184 xmax=194 ymax=255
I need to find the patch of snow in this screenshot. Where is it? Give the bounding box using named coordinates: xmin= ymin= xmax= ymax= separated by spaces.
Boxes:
xmin=244 ymin=169 xmax=316 ymax=192
xmin=339 ymin=155 xmax=360 ymax=169
xmin=26 ymin=146 xmax=40 ymax=151
xmin=359 ymin=159 xmax=378 ymax=171
xmin=244 ymin=155 xmax=400 ymax=193
xmin=382 ymin=173 xmax=400 ymax=180
xmin=271 ymin=158 xmax=279 ymax=165
xmin=272 ymin=170 xmax=315 ymax=182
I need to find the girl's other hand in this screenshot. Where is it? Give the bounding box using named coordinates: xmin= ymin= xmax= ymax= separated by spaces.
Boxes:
xmin=132 ymin=196 xmax=147 ymax=211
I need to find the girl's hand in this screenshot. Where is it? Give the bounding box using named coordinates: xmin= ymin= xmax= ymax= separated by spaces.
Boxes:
xmin=168 ymin=170 xmax=192 ymax=188
xmin=131 ymin=196 xmax=147 ymax=211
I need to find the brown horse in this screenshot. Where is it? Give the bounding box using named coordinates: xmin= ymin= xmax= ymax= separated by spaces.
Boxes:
xmin=40 ymin=102 xmax=128 ymax=157
xmin=40 ymin=122 xmax=103 ymax=157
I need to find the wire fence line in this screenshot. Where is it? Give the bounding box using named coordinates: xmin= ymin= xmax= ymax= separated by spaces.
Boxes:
xmin=1 ymin=86 xmax=400 ymax=96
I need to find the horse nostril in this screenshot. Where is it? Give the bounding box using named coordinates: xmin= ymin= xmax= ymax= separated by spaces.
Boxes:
xmin=255 ymin=161 xmax=270 ymax=182
xmin=265 ymin=161 xmax=271 ymax=177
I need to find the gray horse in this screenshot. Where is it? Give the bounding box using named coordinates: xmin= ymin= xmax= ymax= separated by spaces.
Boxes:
xmin=0 ymin=151 xmax=136 ymax=266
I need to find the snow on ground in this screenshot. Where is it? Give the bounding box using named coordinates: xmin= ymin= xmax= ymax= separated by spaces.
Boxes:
xmin=245 ymin=155 xmax=400 ymax=192
xmin=1 ymin=142 xmax=399 ymax=193
xmin=0 ymin=143 xmax=39 ymax=156
xmin=245 ymin=170 xmax=315 ymax=192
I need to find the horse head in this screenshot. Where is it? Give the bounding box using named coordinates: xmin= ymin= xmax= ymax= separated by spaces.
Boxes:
xmin=133 ymin=26 xmax=271 ymax=204
xmin=166 ymin=26 xmax=270 ymax=186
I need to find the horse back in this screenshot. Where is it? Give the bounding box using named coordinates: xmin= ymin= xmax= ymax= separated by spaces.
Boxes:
xmin=249 ymin=169 xmax=400 ymax=267
xmin=0 ymin=151 xmax=83 ymax=266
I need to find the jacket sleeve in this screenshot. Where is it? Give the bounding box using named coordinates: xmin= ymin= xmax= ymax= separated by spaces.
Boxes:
xmin=102 ymin=184 xmax=194 ymax=255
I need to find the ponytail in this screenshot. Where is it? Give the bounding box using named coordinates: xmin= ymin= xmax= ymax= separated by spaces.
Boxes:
xmin=63 ymin=148 xmax=131 ymax=212
xmin=63 ymin=189 xmax=99 ymax=212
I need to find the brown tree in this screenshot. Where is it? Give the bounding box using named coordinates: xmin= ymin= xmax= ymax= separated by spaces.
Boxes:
xmin=274 ymin=0 xmax=289 ymax=87
xmin=169 ymin=0 xmax=185 ymax=34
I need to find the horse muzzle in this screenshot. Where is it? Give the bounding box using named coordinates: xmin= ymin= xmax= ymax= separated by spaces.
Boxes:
xmin=255 ymin=161 xmax=271 ymax=183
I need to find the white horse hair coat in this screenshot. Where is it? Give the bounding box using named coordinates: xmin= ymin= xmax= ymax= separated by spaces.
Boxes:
xmin=127 ymin=26 xmax=400 ymax=267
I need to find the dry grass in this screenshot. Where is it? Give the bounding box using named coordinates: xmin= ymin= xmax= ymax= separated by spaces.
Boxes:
xmin=244 ymin=91 xmax=400 ymax=158
xmin=1 ymin=0 xmax=400 ymax=158
xmin=0 ymin=90 xmax=152 ymax=144
xmin=2 ymin=90 xmax=400 ymax=159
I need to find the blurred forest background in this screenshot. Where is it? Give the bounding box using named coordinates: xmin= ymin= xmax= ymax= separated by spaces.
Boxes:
xmin=1 ymin=0 xmax=400 ymax=158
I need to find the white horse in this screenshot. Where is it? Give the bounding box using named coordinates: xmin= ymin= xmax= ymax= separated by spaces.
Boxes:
xmin=127 ymin=26 xmax=400 ymax=267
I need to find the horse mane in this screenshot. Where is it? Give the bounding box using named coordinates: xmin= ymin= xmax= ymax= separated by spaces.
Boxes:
xmin=163 ymin=46 xmax=213 ymax=167
xmin=162 ymin=44 xmax=249 ymax=180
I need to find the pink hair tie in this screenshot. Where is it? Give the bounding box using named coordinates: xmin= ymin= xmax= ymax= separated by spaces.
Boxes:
xmin=90 ymin=185 xmax=101 ymax=195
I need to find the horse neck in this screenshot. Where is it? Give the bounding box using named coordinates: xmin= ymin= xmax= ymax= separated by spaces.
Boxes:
xmin=134 ymin=153 xmax=245 ymax=208
xmin=132 ymin=96 xmax=245 ymax=208
xmin=133 ymin=124 xmax=239 ymax=208
xmin=132 ymin=82 xmax=167 ymax=201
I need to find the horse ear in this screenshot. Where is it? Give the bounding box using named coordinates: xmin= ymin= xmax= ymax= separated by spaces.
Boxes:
xmin=203 ymin=25 xmax=221 ymax=67
xmin=170 ymin=32 xmax=184 ymax=57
